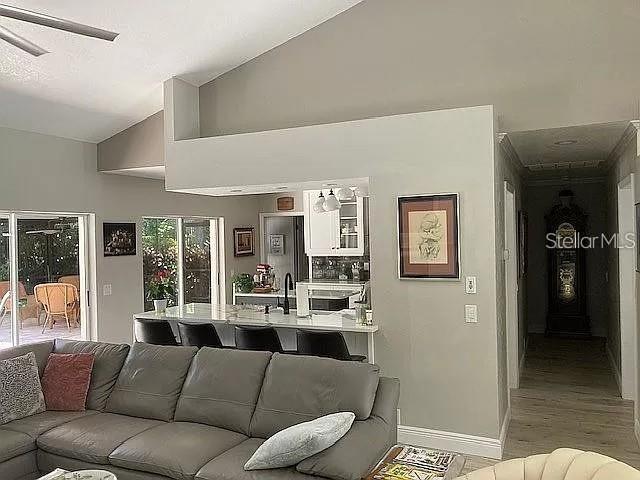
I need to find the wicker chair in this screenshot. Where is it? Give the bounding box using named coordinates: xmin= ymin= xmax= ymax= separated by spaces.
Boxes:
xmin=0 ymin=280 xmax=42 ymax=327
xmin=456 ymin=448 xmax=640 ymax=480
xmin=34 ymin=283 xmax=78 ymax=332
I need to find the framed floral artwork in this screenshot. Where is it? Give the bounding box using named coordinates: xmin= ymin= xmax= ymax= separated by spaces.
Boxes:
xmin=397 ymin=193 xmax=460 ymax=279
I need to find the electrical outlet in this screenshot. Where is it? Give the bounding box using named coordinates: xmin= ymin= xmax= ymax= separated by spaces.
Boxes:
xmin=465 ymin=304 xmax=478 ymax=323
xmin=103 ymin=284 xmax=112 ymax=296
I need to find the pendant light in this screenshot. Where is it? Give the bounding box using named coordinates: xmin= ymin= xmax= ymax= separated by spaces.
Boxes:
xmin=324 ymin=189 xmax=342 ymax=211
xmin=313 ymin=192 xmax=326 ymax=213
xmin=336 ymin=187 xmax=355 ymax=201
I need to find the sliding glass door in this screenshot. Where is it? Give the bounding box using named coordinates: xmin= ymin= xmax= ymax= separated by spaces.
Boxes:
xmin=0 ymin=212 xmax=89 ymax=349
xmin=143 ymin=216 xmax=221 ymax=310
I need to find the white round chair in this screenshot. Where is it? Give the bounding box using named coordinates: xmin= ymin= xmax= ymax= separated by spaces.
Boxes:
xmin=456 ymin=448 xmax=640 ymax=480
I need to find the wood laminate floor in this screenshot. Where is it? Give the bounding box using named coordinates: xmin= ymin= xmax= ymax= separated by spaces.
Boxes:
xmin=461 ymin=334 xmax=640 ymax=474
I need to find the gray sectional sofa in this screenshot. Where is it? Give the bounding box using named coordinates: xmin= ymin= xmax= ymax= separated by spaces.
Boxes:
xmin=0 ymin=339 xmax=400 ymax=480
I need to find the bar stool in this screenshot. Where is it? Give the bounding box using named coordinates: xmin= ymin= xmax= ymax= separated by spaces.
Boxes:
xmin=296 ymin=329 xmax=366 ymax=362
xmin=134 ymin=318 xmax=178 ymax=346
xmin=234 ymin=325 xmax=292 ymax=353
xmin=178 ymin=322 xmax=223 ymax=348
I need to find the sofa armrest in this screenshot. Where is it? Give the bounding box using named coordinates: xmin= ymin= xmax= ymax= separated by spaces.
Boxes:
xmin=296 ymin=377 xmax=400 ymax=480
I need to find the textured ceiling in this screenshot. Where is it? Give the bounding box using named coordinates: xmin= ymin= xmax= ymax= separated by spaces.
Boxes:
xmin=0 ymin=0 xmax=362 ymax=142
xmin=508 ymin=121 xmax=631 ymax=168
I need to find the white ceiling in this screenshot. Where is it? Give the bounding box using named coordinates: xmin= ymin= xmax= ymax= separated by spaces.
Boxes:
xmin=0 ymin=0 xmax=362 ymax=143
xmin=508 ymin=121 xmax=631 ymax=169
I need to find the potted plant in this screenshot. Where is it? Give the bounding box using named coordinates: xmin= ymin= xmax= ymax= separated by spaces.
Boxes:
xmin=232 ymin=273 xmax=254 ymax=293
xmin=147 ymin=269 xmax=175 ymax=313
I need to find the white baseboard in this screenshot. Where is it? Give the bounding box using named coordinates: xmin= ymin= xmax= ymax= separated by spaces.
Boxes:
xmin=606 ymin=342 xmax=623 ymax=395
xmin=397 ymin=425 xmax=502 ymax=459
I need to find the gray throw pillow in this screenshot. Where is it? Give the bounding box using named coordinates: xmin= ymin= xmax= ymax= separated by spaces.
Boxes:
xmin=244 ymin=412 xmax=355 ymax=471
xmin=0 ymin=352 xmax=46 ymax=425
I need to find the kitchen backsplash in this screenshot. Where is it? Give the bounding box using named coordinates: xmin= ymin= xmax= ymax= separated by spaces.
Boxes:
xmin=311 ymin=256 xmax=370 ymax=281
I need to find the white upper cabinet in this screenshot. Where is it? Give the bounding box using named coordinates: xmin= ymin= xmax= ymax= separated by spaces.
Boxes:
xmin=304 ymin=190 xmax=365 ymax=256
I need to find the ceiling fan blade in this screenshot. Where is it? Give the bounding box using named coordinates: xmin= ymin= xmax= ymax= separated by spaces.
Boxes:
xmin=0 ymin=24 xmax=47 ymax=56
xmin=0 ymin=4 xmax=118 ymax=41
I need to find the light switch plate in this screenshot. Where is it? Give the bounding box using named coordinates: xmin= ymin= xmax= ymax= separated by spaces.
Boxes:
xmin=103 ymin=284 xmax=112 ymax=296
xmin=465 ymin=276 xmax=477 ymax=294
xmin=465 ymin=304 xmax=478 ymax=323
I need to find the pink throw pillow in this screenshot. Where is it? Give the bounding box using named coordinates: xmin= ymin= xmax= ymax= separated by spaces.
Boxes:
xmin=41 ymin=353 xmax=95 ymax=411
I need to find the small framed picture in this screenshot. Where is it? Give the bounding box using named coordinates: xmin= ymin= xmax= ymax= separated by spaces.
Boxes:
xmin=103 ymin=222 xmax=137 ymax=257
xmin=269 ymin=234 xmax=285 ymax=255
xmin=397 ymin=193 xmax=460 ymax=279
xmin=234 ymin=227 xmax=255 ymax=257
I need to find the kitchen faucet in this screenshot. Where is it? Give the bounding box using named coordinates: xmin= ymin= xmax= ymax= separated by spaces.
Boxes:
xmin=282 ymin=273 xmax=294 ymax=314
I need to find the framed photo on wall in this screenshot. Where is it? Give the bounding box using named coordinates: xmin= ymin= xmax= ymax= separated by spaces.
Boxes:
xmin=397 ymin=193 xmax=460 ymax=279
xmin=269 ymin=234 xmax=285 ymax=255
xmin=234 ymin=227 xmax=255 ymax=257
xmin=103 ymin=222 xmax=136 ymax=257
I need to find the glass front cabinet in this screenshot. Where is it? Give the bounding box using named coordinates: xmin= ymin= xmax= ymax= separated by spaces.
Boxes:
xmin=303 ymin=190 xmax=365 ymax=256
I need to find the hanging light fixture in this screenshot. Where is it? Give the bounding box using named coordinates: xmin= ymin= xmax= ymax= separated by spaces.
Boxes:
xmin=336 ymin=187 xmax=355 ymax=201
xmin=313 ymin=191 xmax=326 ymax=213
xmin=324 ymin=189 xmax=342 ymax=211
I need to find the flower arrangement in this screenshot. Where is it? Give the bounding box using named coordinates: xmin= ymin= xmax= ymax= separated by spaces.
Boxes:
xmin=147 ymin=269 xmax=175 ymax=301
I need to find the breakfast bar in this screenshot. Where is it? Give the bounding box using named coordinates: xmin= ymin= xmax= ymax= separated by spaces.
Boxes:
xmin=133 ymin=302 xmax=379 ymax=362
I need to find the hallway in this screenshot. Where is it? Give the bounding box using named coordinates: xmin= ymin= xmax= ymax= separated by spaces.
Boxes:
xmin=505 ymin=335 xmax=640 ymax=466
xmin=464 ymin=334 xmax=640 ymax=473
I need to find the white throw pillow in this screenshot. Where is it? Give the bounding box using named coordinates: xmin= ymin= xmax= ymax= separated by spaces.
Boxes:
xmin=244 ymin=412 xmax=355 ymax=470
xmin=0 ymin=352 xmax=46 ymax=425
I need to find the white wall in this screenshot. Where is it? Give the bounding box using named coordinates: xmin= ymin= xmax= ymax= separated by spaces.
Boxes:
xmin=164 ymin=101 xmax=505 ymax=444
xmin=0 ymin=126 xmax=264 ymax=344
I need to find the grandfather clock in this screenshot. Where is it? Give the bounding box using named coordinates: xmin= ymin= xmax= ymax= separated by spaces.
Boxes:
xmin=546 ymin=190 xmax=590 ymax=336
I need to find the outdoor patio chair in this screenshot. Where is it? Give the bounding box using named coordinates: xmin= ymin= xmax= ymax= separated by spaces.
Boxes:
xmin=0 ymin=280 xmax=42 ymax=327
xmin=35 ymin=283 xmax=78 ymax=333
xmin=58 ymin=275 xmax=81 ymax=323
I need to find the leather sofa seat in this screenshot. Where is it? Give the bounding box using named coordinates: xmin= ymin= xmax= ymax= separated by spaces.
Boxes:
xmin=110 ymin=422 xmax=247 ymax=480
xmin=0 ymin=430 xmax=34 ymax=463
xmin=195 ymin=438 xmax=322 ymax=480
xmin=1 ymin=410 xmax=97 ymax=440
xmin=37 ymin=413 xmax=162 ymax=464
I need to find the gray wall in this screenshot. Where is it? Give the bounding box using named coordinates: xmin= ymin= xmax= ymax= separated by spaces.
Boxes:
xmin=199 ymin=0 xmax=638 ymax=137
xmin=98 ymin=111 xmax=164 ymax=171
xmin=164 ymin=98 xmax=505 ymax=440
xmin=0 ymin=126 xmax=263 ymax=344
xmin=525 ymin=182 xmax=609 ymax=337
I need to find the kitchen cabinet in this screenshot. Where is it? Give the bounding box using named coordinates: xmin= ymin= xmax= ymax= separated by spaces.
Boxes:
xmin=303 ymin=190 xmax=365 ymax=256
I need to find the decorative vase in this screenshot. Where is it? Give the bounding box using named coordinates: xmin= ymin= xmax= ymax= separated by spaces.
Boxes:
xmin=153 ymin=299 xmax=168 ymax=314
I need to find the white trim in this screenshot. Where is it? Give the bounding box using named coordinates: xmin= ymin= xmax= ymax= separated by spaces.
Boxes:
xmin=397 ymin=425 xmax=502 ymax=459
xmin=607 ymin=340 xmax=623 ymax=395
xmin=504 ymin=182 xmax=519 ymax=391
xmin=499 ymin=405 xmax=511 ymax=452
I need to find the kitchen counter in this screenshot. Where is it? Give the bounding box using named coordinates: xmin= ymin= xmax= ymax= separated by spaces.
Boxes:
xmin=133 ymin=303 xmax=378 ymax=361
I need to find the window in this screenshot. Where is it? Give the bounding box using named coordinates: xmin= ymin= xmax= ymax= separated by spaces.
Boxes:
xmin=143 ymin=217 xmax=221 ymax=310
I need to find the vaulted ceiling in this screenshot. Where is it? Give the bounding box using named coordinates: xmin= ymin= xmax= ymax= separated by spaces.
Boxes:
xmin=0 ymin=0 xmax=362 ymax=142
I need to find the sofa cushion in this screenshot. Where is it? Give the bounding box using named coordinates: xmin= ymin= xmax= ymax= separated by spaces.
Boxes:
xmin=37 ymin=412 xmax=162 ymax=464
xmin=106 ymin=343 xmax=197 ymax=421
xmin=41 ymin=353 xmax=95 ymax=411
xmin=250 ymin=353 xmax=380 ymax=439
xmin=196 ymin=438 xmax=323 ymax=480
xmin=0 ymin=352 xmax=46 ymax=425
xmin=54 ymin=339 xmax=130 ymax=411
xmin=109 ymin=421 xmax=247 ymax=480
xmin=0 ymin=451 xmax=38 ymax=480
xmin=175 ymin=347 xmax=271 ymax=435
xmin=0 ymin=341 xmax=54 ymax=377
xmin=0 ymin=429 xmax=35 ymax=463
xmin=0 ymin=410 xmax=97 ymax=439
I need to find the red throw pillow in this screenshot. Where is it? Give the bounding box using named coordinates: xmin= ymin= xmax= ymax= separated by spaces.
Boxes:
xmin=41 ymin=353 xmax=95 ymax=411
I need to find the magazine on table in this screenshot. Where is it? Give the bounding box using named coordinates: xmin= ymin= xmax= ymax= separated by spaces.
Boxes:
xmin=366 ymin=445 xmax=462 ymax=480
